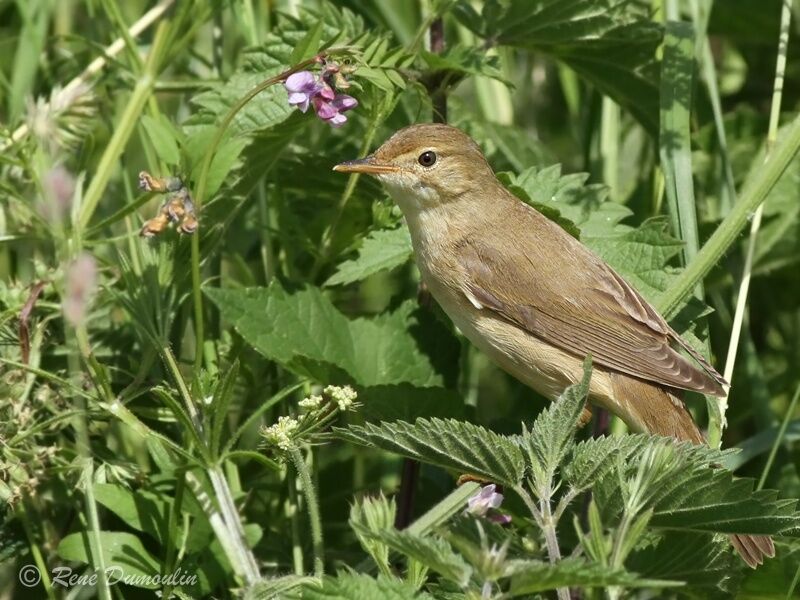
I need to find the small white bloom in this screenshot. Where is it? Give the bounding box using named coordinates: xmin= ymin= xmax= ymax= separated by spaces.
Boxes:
xmin=261 ymin=415 xmax=299 ymax=451
xmin=324 ymin=385 xmax=357 ymax=411
xmin=203 ymin=395 xmax=213 ymax=406
xmin=298 ymin=394 xmax=323 ymax=411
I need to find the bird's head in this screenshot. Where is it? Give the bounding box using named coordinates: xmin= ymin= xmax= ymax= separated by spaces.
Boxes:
xmin=333 ymin=123 xmax=495 ymax=213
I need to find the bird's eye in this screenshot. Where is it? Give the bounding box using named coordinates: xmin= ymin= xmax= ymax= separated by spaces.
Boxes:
xmin=418 ymin=151 xmax=437 ymax=167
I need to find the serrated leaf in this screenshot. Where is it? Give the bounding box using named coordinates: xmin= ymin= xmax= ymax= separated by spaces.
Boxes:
xmin=455 ymin=0 xmax=662 ymax=133
xmin=373 ymin=529 xmax=473 ymax=586
xmin=627 ymin=531 xmax=742 ymax=598
xmin=245 ymin=575 xmax=317 ymax=600
xmin=507 ymin=557 xmax=679 ymax=595
xmin=205 ymin=282 xmax=447 ymax=387
xmin=592 ymin=436 xmax=800 ymax=536
xmin=350 ymin=494 xmax=396 ymax=573
xmin=301 ymin=572 xmax=434 ymax=600
xmin=525 ymin=357 xmax=592 ymax=490
xmin=335 ymin=418 xmax=525 ymax=487
xmin=325 ymin=226 xmax=413 ymax=286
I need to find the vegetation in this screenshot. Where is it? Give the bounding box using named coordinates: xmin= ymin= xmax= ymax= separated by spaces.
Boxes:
xmin=1 ymin=0 xmax=800 ymax=597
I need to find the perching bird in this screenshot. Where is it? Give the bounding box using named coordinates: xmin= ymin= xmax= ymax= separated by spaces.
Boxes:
xmin=334 ymin=123 xmax=774 ymax=567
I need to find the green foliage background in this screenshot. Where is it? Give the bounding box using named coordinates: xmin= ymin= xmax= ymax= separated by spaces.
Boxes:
xmin=1 ymin=0 xmax=800 ymax=598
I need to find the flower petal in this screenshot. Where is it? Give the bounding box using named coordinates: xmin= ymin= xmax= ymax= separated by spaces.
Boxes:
xmin=285 ymin=71 xmax=316 ymax=93
xmin=332 ymin=94 xmax=358 ymax=112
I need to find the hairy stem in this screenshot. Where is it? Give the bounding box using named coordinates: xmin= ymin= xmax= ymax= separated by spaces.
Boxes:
xmin=288 ymin=445 xmax=325 ymax=577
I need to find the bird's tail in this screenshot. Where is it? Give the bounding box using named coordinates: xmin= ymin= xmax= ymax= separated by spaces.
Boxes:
xmin=609 ymin=373 xmax=775 ymax=568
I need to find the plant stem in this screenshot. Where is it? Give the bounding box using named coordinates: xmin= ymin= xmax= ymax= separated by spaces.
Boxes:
xmin=517 ymin=484 xmax=568 ymax=599
xmin=18 ymin=499 xmax=56 ymax=600
xmin=189 ymin=56 xmax=328 ymax=374
xmin=78 ymin=23 xmax=169 ymax=229
xmin=208 ymin=466 xmax=261 ymax=583
xmin=288 ymin=445 xmax=324 ymax=576
xmin=719 ymin=0 xmax=792 ymax=444
xmin=656 ymin=111 xmax=800 ymax=318
xmin=758 ymin=381 xmax=800 ymax=490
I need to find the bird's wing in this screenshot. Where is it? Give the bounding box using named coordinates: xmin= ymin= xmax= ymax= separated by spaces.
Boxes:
xmin=455 ymin=202 xmax=726 ymax=396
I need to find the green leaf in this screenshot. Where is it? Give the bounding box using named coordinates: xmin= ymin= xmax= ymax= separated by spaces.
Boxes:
xmin=421 ymin=44 xmax=508 ymax=83
xmin=325 ymin=226 xmax=413 ymax=287
xmin=141 ymin=114 xmax=182 ymax=166
xmin=245 ymin=576 xmax=317 ymax=600
xmin=660 ymin=21 xmax=701 ymax=271
xmin=373 ymin=529 xmax=472 ymax=586
xmin=205 ymin=282 xmax=448 ymax=387
xmin=358 ymin=384 xmax=466 ymax=423
xmin=627 ymin=531 xmax=742 ymax=597
xmin=301 ymin=572 xmax=434 ymax=599
xmin=289 ymin=19 xmax=324 ymax=64
xmin=525 ymin=357 xmax=592 ymax=490
xmin=455 ymin=0 xmax=663 ymax=133
xmin=350 ymin=494 xmax=396 ymax=574
xmin=593 ymin=437 xmax=800 ymax=536
xmin=507 ymin=557 xmax=679 ymax=595
xmin=92 ymin=484 xmax=171 ymax=545
xmin=57 ymin=531 xmax=161 ymax=588
xmin=335 ymin=418 xmax=525 ymax=487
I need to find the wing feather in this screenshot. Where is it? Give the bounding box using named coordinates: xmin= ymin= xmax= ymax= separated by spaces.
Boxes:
xmin=456 ymin=201 xmax=726 ymax=396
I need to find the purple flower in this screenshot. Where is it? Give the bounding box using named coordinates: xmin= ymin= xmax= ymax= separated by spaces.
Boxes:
xmin=284 ymin=68 xmax=358 ymax=127
xmin=466 ymin=484 xmax=511 ymax=524
xmin=285 ymin=71 xmax=322 ymax=113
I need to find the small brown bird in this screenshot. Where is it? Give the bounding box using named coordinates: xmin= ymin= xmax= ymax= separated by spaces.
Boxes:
xmin=334 ymin=123 xmax=774 ymax=567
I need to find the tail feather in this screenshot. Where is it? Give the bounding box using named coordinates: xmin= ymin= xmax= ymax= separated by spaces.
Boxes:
xmin=608 ymin=372 xmax=773 ymax=569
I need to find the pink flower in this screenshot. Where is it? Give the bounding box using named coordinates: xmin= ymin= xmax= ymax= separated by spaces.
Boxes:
xmin=285 ymin=71 xmax=322 ymax=113
xmin=466 ymin=484 xmax=511 ymax=525
xmin=284 ymin=69 xmax=358 ymax=127
xmin=63 ymin=253 xmax=97 ymax=327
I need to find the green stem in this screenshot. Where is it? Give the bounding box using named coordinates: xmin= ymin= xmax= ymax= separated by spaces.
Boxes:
xmin=758 ymin=381 xmax=800 ymax=490
xmin=78 ymin=23 xmax=169 ymax=230
xmin=288 ymin=445 xmax=324 ymax=576
xmin=656 ymin=112 xmax=800 ymax=318
xmin=189 ymin=55 xmax=334 ymax=374
xmin=17 ymin=499 xmax=56 ymax=600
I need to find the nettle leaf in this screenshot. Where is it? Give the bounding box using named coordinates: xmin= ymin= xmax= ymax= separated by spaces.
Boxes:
xmin=595 ymin=438 xmax=800 ymax=536
xmin=524 ymin=357 xmax=592 ymax=490
xmin=454 ymin=0 xmax=662 ymax=133
xmin=507 ymin=557 xmax=678 ymax=595
xmin=325 ymin=226 xmax=413 ymax=286
xmin=373 ymin=529 xmax=473 ymax=587
xmin=245 ymin=575 xmax=317 ymax=600
xmin=350 ymin=494 xmax=396 ymax=573
xmin=301 ymin=572 xmax=434 ymax=600
xmin=626 ymin=531 xmax=742 ymax=598
xmin=206 ymin=283 xmax=447 ymax=387
xmin=335 ymin=418 xmax=525 ymax=487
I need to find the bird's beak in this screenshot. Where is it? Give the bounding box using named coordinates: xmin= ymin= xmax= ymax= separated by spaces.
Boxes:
xmin=333 ymin=155 xmax=399 ymax=175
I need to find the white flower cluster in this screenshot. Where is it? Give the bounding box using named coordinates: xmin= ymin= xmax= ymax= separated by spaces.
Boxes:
xmin=261 ymin=415 xmax=299 ymax=451
xmin=298 ymin=394 xmax=323 ymax=411
xmin=324 ymin=385 xmax=357 ymax=411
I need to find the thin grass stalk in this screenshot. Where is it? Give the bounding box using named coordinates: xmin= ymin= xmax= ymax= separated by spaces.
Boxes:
xmin=189 ymin=56 xmax=328 ymax=374
xmin=718 ymin=0 xmax=793 ymax=443
xmin=758 ymin=381 xmax=800 ymax=490
xmin=656 ymin=111 xmax=800 ymax=318
xmin=78 ymin=23 xmax=170 ymax=229
xmin=0 ymin=0 xmax=175 ymax=152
